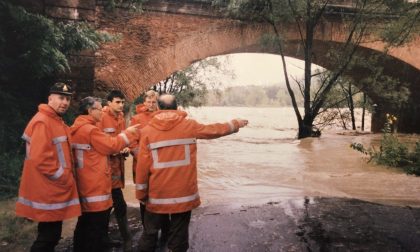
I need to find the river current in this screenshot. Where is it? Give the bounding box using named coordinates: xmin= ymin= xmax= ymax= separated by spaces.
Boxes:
xmin=124 ymin=106 xmax=420 ymax=208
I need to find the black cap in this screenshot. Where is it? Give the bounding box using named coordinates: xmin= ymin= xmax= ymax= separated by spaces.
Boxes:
xmin=49 ymin=82 xmax=73 ymax=96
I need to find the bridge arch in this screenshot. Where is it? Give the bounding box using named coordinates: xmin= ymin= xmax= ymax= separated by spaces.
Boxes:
xmin=226 ymin=40 xmax=420 ymax=133
xmin=95 ymin=9 xmax=419 ymax=133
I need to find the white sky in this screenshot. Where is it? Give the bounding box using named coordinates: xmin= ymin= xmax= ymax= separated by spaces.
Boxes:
xmin=195 ymin=53 xmax=324 ymax=88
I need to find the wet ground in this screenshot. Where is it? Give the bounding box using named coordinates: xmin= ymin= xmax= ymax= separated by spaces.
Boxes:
xmin=55 ymin=197 xmax=420 ymax=252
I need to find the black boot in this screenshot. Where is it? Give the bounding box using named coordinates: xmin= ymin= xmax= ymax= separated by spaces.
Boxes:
xmin=116 ymin=215 xmax=132 ymax=251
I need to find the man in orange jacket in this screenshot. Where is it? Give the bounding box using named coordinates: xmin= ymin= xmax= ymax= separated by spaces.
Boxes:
xmin=129 ymin=90 xmax=159 ymax=182
xmin=97 ymin=90 xmax=132 ymax=248
xmin=71 ymin=96 xmax=139 ymax=251
xmin=130 ymin=90 xmax=170 ymax=247
xmin=16 ymin=82 xmax=81 ymax=252
xmin=136 ymin=94 xmax=248 ymax=252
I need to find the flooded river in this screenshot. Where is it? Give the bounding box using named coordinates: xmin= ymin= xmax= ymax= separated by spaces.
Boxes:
xmin=124 ymin=107 xmax=420 ymax=208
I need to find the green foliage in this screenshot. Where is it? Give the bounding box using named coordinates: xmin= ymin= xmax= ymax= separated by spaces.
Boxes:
xmin=0 ymin=2 xmax=67 ymax=79
xmin=0 ymin=200 xmax=36 ymax=250
xmin=145 ymin=58 xmax=228 ymax=108
xmin=376 ymin=132 xmax=410 ymax=167
xmin=379 ymin=0 xmax=420 ymax=47
xmin=351 ymin=116 xmax=420 ymax=176
xmin=0 ymin=2 xmax=116 ymax=80
xmin=206 ymin=85 xmax=303 ymax=107
xmin=0 ymin=153 xmax=24 ymax=199
xmin=104 ymin=0 xmax=147 ymax=12
xmin=227 ymin=0 xmax=295 ymax=23
xmin=406 ymin=142 xmax=420 ymax=176
xmin=172 ymin=71 xmax=208 ymax=108
xmin=227 ymin=0 xmax=419 ymax=139
xmin=350 ymin=55 xmax=410 ymax=111
xmin=0 ymin=1 xmax=115 ymax=199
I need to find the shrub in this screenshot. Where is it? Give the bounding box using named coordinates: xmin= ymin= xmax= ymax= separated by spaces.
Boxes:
xmin=405 ymin=142 xmax=420 ymax=176
xmin=0 ymin=153 xmax=24 ymax=200
xmin=350 ymin=114 xmax=419 ymax=176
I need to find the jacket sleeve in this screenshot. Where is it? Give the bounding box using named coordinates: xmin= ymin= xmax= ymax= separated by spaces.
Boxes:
xmin=193 ymin=119 xmax=240 ymax=139
xmin=28 ymin=122 xmax=71 ymax=185
xmin=135 ymin=133 xmax=151 ymax=201
xmin=90 ymin=127 xmax=138 ymax=155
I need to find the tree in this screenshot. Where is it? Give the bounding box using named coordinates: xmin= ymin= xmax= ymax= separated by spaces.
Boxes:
xmin=149 ymin=58 xmax=229 ymax=108
xmin=317 ymin=77 xmax=364 ymax=131
xmin=228 ymin=0 xmax=419 ymax=138
xmin=0 ymin=1 xmax=114 ymax=198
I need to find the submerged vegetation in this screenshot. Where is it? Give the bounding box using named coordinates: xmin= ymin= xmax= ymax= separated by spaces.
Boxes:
xmin=351 ymin=114 xmax=420 ymax=176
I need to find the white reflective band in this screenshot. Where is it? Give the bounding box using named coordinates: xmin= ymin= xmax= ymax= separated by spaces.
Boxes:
xmin=53 ymin=136 xmax=68 ymax=168
xmin=148 ymin=138 xmax=196 ymax=150
xmin=25 ymin=142 xmax=30 ymax=160
xmin=18 ymin=197 xmax=80 ymax=210
xmin=81 ymin=194 xmax=111 ymax=203
xmin=22 ymin=134 xmax=31 ymax=160
xmin=228 ymin=121 xmax=236 ymax=133
xmin=21 ymin=133 xmax=31 ymax=142
xmin=112 ymin=175 xmax=122 ymax=180
xmin=49 ymin=165 xmax=64 ymax=180
xmin=71 ymin=143 xmax=91 ymax=169
xmin=136 ymin=183 xmax=148 ymax=190
xmin=71 ymin=143 xmax=92 ymax=150
xmin=149 ymin=138 xmax=195 ymax=169
xmin=152 ymin=145 xmax=191 ymax=169
xmin=75 ymin=150 xmax=84 ymax=169
xmin=57 ymin=143 xmax=67 ymax=168
xmin=104 ymin=128 xmax=116 ymax=133
xmin=119 ymin=132 xmax=129 ymax=146
xmin=149 ymin=193 xmax=199 ymax=205
xmin=52 ymin=136 xmax=67 ymax=144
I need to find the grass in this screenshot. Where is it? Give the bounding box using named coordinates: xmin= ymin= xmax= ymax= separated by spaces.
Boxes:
xmin=0 ymin=199 xmax=37 ymax=251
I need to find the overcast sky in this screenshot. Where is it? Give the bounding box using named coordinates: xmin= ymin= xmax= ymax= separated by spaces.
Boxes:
xmin=195 ymin=53 xmax=323 ymax=88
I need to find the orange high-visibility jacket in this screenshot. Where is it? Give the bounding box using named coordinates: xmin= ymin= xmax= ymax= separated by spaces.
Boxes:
xmin=71 ymin=115 xmax=138 ymax=212
xmin=129 ymin=104 xmax=155 ymax=182
xmin=135 ymin=110 xmax=240 ymax=214
xmin=16 ymin=104 xmax=81 ymax=222
xmin=97 ymin=106 xmax=126 ymax=188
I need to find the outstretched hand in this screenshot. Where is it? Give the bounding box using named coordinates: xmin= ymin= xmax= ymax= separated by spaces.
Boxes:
xmin=235 ymin=119 xmax=248 ymax=128
xmin=126 ymin=124 xmax=141 ymax=134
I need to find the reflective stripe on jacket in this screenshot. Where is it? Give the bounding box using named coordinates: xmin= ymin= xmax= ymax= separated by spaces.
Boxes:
xmin=16 ymin=104 xmax=81 ymax=222
xmin=71 ymin=115 xmax=137 ymax=212
xmin=136 ymin=110 xmax=240 ymax=214
xmin=97 ymin=107 xmax=126 ymax=188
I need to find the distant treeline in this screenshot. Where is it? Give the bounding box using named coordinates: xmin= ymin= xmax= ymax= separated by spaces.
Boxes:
xmin=205 ymin=85 xmax=303 ymax=107
xmin=205 ymin=85 xmax=365 ymax=108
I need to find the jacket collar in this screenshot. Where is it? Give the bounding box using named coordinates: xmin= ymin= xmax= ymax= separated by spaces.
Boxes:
xmin=38 ymin=104 xmax=63 ymax=121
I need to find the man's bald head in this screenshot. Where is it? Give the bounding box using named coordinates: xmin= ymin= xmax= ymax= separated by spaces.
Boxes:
xmin=158 ymin=94 xmax=178 ymax=110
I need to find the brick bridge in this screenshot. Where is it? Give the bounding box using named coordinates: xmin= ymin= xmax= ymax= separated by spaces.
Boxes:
xmin=20 ymin=0 xmax=420 ymax=133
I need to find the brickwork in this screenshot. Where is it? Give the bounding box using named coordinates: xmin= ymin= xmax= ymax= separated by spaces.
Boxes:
xmin=9 ymin=0 xmax=420 ymax=132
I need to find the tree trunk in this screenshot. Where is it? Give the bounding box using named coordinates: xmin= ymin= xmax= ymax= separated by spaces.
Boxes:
xmin=337 ymin=107 xmax=348 ymax=130
xmin=298 ymin=113 xmax=320 ymax=139
xmin=361 ymin=93 xmax=366 ymax=131
xmin=348 ymin=83 xmax=356 ymax=130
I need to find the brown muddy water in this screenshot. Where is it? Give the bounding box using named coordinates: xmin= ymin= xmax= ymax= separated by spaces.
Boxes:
xmin=122 ymin=106 xmax=420 ymax=208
